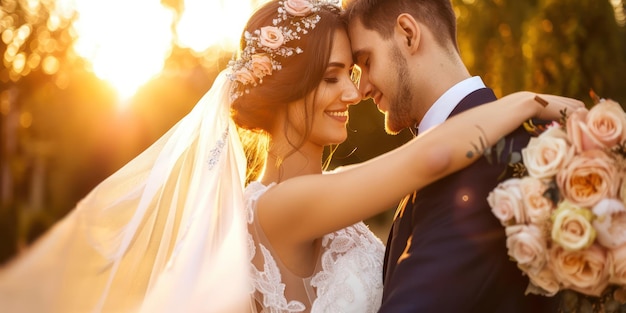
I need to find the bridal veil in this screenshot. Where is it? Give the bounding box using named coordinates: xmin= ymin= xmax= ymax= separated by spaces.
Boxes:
xmin=0 ymin=71 xmax=252 ymax=313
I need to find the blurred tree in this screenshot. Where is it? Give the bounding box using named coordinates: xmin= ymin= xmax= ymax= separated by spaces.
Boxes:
xmin=0 ymin=0 xmax=78 ymax=262
xmin=453 ymin=0 xmax=538 ymax=97
xmin=524 ymin=0 xmax=626 ymax=104
xmin=453 ymin=0 xmax=626 ymax=106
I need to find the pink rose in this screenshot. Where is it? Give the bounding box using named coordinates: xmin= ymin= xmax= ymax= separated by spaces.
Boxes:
xmin=284 ymin=0 xmax=313 ymax=16
xmin=551 ymin=202 xmax=596 ymax=251
xmin=620 ymin=179 xmax=626 ymax=204
xmin=520 ymin=177 xmax=554 ymax=225
xmin=259 ymin=26 xmax=284 ymax=50
xmin=488 ymin=178 xmax=525 ymax=226
xmin=567 ymin=99 xmax=626 ymax=152
xmin=592 ymin=198 xmax=626 ymax=249
xmin=522 ymin=127 xmax=575 ymax=179
xmin=233 ymin=68 xmax=256 ymax=85
xmin=556 ymin=149 xmax=619 ymax=207
xmin=250 ymin=54 xmax=273 ymax=79
xmin=525 ymin=265 xmax=561 ymax=296
xmin=506 ymin=224 xmax=547 ymax=271
xmin=609 ymin=243 xmax=626 ymax=284
xmin=550 ymin=245 xmax=609 ymax=297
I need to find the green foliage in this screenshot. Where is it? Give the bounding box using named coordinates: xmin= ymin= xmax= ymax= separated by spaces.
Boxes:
xmin=453 ymin=0 xmax=626 ymax=106
xmin=525 ymin=0 xmax=626 ymax=104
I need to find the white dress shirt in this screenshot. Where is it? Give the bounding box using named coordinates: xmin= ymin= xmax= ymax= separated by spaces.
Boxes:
xmin=417 ymin=76 xmax=486 ymax=135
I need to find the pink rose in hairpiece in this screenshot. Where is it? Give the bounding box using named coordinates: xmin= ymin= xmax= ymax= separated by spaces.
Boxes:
xmin=259 ymin=26 xmax=285 ymax=50
xmin=233 ymin=68 xmax=256 ymax=85
xmin=250 ymin=54 xmax=273 ymax=79
xmin=284 ymin=0 xmax=313 ymax=16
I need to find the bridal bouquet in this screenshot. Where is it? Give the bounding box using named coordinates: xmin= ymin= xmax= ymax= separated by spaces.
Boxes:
xmin=487 ymin=96 xmax=626 ymax=311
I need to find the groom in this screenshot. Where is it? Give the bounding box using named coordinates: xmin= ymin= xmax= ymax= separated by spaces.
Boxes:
xmin=343 ymin=0 xmax=559 ymax=312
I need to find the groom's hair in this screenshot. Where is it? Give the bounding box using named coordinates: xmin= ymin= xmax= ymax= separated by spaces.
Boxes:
xmin=342 ymin=0 xmax=459 ymax=53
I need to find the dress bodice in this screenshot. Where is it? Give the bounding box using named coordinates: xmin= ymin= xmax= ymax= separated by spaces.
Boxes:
xmin=244 ymin=181 xmax=384 ymax=313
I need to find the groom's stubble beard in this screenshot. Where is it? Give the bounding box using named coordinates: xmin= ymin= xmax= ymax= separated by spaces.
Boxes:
xmin=385 ymin=43 xmax=414 ymax=135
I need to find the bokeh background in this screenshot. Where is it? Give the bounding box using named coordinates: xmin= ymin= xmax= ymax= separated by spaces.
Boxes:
xmin=1 ymin=0 xmax=625 ymax=263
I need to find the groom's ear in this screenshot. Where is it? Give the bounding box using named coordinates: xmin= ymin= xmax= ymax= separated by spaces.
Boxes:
xmin=395 ymin=14 xmax=420 ymax=54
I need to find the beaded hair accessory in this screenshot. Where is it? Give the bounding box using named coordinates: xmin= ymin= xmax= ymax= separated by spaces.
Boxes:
xmin=227 ymin=0 xmax=340 ymax=100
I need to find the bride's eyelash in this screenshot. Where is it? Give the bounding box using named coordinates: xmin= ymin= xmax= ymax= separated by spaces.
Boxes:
xmin=324 ymin=77 xmax=339 ymax=83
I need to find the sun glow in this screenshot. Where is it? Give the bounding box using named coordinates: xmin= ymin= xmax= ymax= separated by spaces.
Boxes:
xmin=70 ymin=0 xmax=268 ymax=104
xmin=176 ymin=0 xmax=264 ymax=53
xmin=71 ymin=0 xmax=174 ymax=101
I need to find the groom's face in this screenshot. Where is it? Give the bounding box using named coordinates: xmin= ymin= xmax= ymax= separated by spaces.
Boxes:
xmin=348 ymin=19 xmax=416 ymax=135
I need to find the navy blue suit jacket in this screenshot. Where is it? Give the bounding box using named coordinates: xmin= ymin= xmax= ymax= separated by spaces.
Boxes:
xmin=379 ymin=88 xmax=559 ymax=312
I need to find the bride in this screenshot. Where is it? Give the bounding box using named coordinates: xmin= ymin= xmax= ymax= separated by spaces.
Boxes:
xmin=0 ymin=0 xmax=583 ymax=312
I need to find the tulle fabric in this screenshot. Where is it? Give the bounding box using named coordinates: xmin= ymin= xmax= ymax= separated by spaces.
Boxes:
xmin=0 ymin=71 xmax=251 ymax=313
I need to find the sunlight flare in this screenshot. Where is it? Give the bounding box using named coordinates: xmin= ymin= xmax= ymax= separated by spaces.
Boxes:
xmin=71 ymin=0 xmax=175 ymax=101
xmin=69 ymin=0 xmax=269 ymax=103
xmin=175 ymin=0 xmax=264 ymax=53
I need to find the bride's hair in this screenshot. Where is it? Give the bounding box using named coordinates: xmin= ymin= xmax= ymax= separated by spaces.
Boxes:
xmin=230 ymin=0 xmax=345 ymax=182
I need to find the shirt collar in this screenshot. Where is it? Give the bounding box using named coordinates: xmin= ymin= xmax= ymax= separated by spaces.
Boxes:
xmin=417 ymin=76 xmax=486 ymax=134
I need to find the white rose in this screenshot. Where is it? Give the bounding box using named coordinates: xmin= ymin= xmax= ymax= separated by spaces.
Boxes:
xmin=488 ymin=178 xmax=525 ymax=225
xmin=551 ymin=202 xmax=596 ymax=251
xmin=522 ymin=127 xmax=574 ymax=179
xmin=520 ymin=177 xmax=554 ymax=225
xmin=506 ymin=224 xmax=547 ymax=271
xmin=592 ymin=198 xmax=626 ymax=249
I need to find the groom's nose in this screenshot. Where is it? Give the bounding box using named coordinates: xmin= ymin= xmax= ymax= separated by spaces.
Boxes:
xmin=358 ymin=73 xmax=373 ymax=100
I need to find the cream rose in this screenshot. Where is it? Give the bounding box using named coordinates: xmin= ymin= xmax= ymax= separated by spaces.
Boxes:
xmin=522 ymin=127 xmax=575 ymax=179
xmin=556 ymin=149 xmax=619 ymax=208
xmin=592 ymin=198 xmax=626 ymax=249
xmin=488 ymin=178 xmax=525 ymax=225
xmin=233 ymin=68 xmax=256 ymax=85
xmin=259 ymin=26 xmax=285 ymax=50
xmin=525 ymin=265 xmax=561 ymax=296
xmin=520 ymin=177 xmax=554 ymax=225
xmin=609 ymin=243 xmax=626 ymax=285
xmin=568 ymin=99 xmax=626 ymax=152
xmin=551 ymin=202 xmax=596 ymax=251
xmin=506 ymin=224 xmax=547 ymax=271
xmin=284 ymin=0 xmax=313 ymax=16
xmin=250 ymin=54 xmax=273 ymax=79
xmin=550 ymin=245 xmax=609 ymax=297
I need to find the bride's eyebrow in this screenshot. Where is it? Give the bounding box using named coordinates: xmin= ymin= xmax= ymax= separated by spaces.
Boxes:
xmin=327 ymin=62 xmax=346 ymax=69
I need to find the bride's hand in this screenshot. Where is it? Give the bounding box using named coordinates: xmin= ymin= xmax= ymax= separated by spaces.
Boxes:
xmin=530 ymin=92 xmax=586 ymax=121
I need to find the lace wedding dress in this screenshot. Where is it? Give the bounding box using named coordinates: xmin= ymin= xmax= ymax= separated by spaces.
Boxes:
xmin=244 ymin=181 xmax=385 ymax=313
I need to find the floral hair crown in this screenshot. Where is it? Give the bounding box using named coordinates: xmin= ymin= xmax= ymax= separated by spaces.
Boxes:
xmin=227 ymin=0 xmax=340 ymax=100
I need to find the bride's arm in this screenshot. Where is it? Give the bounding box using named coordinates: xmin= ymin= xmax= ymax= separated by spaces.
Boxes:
xmin=258 ymin=92 xmax=583 ymax=242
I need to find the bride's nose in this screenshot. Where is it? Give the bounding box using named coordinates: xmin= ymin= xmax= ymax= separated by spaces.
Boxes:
xmin=342 ymin=80 xmax=362 ymax=105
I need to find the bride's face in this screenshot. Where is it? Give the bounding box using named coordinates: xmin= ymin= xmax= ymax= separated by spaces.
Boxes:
xmin=287 ymin=29 xmax=361 ymax=147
